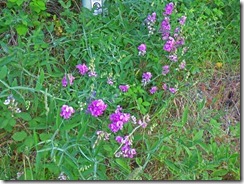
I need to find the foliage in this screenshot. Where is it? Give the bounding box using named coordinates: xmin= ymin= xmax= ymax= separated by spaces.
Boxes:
xmin=0 ymin=0 xmax=240 ymax=180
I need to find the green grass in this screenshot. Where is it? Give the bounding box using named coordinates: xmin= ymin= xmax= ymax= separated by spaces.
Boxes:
xmin=0 ymin=0 xmax=240 ymax=180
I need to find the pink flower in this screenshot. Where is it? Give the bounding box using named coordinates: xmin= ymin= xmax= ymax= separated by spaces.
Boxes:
xmin=162 ymin=83 xmax=167 ymax=90
xmin=109 ymin=106 xmax=130 ymax=133
xmin=179 ymin=16 xmax=187 ymax=25
xmin=164 ymin=2 xmax=174 ymax=16
xmin=87 ymin=99 xmax=107 ymax=117
xmin=162 ymin=65 xmax=170 ymax=75
xmin=138 ymin=44 xmax=146 ymax=56
xmin=149 ymin=86 xmax=158 ymax=94
xmin=179 ymin=60 xmax=186 ymax=69
xmin=119 ymin=85 xmax=130 ymax=92
xmin=76 ymin=64 xmax=88 ymax=75
xmin=169 ymin=87 xmax=177 ymax=94
xmin=60 ymin=105 xmax=75 ymax=119
xmin=147 ymin=12 xmax=157 ymax=23
xmin=142 ymin=72 xmax=152 ymax=85
xmin=163 ymin=37 xmax=175 ymax=52
xmin=62 ymin=74 xmax=75 ymax=87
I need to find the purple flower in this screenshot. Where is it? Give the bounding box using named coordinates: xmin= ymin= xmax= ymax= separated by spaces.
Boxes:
xmin=163 ymin=37 xmax=175 ymax=52
xmin=179 ymin=60 xmax=186 ymax=69
xmin=164 ymin=2 xmax=174 ymax=16
xmin=76 ymin=64 xmax=88 ymax=75
xmin=107 ymin=78 xmax=114 ymax=85
xmin=116 ymin=136 xmax=124 ymax=144
xmin=179 ymin=16 xmax=187 ymax=25
xmin=88 ymin=71 xmax=97 ymax=77
xmin=119 ymin=85 xmax=130 ymax=92
xmin=62 ymin=74 xmax=75 ymax=87
xmin=169 ymin=87 xmax=177 ymax=94
xmin=147 ymin=12 xmax=157 ymax=23
xmin=149 ymin=86 xmax=158 ymax=94
xmin=108 ymin=106 xmax=130 ymax=133
xmin=142 ymin=72 xmax=152 ymax=85
xmin=160 ymin=17 xmax=171 ymax=31
xmin=162 ymin=83 xmax=167 ymax=90
xmin=60 ymin=105 xmax=75 ymax=119
xmin=138 ymin=44 xmax=146 ymax=56
xmin=162 ymin=65 xmax=170 ymax=75
xmin=162 ymin=32 xmax=170 ymax=40
xmin=87 ymin=99 xmax=107 ymax=117
xmin=168 ymin=54 xmax=178 ymax=62
xmin=175 ymin=37 xmax=185 ymax=47
xmin=115 ymin=135 xmax=136 ymax=158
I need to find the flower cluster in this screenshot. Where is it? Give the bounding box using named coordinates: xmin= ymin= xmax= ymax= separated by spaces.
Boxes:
xmin=60 ymin=105 xmax=75 ymax=119
xmin=160 ymin=17 xmax=171 ymax=40
xmin=138 ymin=43 xmax=146 ymax=56
xmin=4 ymin=95 xmax=21 ymax=114
xmin=149 ymin=86 xmax=158 ymax=94
xmin=163 ymin=2 xmax=174 ymax=15
xmin=62 ymin=74 xmax=75 ymax=87
xmin=76 ymin=63 xmax=89 ymax=75
xmin=131 ymin=114 xmax=150 ymax=128
xmin=162 ymin=83 xmax=177 ymax=94
xmin=119 ymin=85 xmax=130 ymax=92
xmin=145 ymin=12 xmax=157 ymax=35
xmin=163 ymin=36 xmax=176 ymax=52
xmin=115 ymin=135 xmax=136 ymax=158
xmin=87 ymin=99 xmax=107 ymax=117
xmin=142 ymin=72 xmax=152 ymax=86
xmin=109 ymin=106 xmax=130 ymax=133
xmin=114 ymin=114 xmax=150 ymax=158
xmin=93 ymin=130 xmax=111 ymax=148
xmin=162 ymin=65 xmax=170 ymax=75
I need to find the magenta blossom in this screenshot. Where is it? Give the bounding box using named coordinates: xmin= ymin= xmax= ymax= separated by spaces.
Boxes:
xmin=179 ymin=60 xmax=186 ymax=69
xmin=60 ymin=105 xmax=75 ymax=119
xmin=162 ymin=83 xmax=167 ymax=90
xmin=164 ymin=2 xmax=174 ymax=15
xmin=138 ymin=44 xmax=146 ymax=56
xmin=162 ymin=65 xmax=170 ymax=75
xmin=163 ymin=37 xmax=175 ymax=52
xmin=62 ymin=74 xmax=75 ymax=87
xmin=87 ymin=99 xmax=107 ymax=117
xmin=169 ymin=87 xmax=177 ymax=94
xmin=147 ymin=12 xmax=157 ymax=23
xmin=179 ymin=16 xmax=187 ymax=25
xmin=119 ymin=85 xmax=130 ymax=92
xmin=115 ymin=135 xmax=137 ymax=158
xmin=109 ymin=106 xmax=130 ymax=133
xmin=142 ymin=72 xmax=152 ymax=85
xmin=149 ymin=86 xmax=158 ymax=94
xmin=168 ymin=54 xmax=178 ymax=62
xmin=76 ymin=63 xmax=89 ymax=75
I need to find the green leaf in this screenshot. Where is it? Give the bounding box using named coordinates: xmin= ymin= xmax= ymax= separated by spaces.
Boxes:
xmin=12 ymin=131 xmax=27 ymax=141
xmin=39 ymin=133 xmax=52 ymax=141
xmin=115 ymin=159 xmax=130 ymax=173
xmin=16 ymin=112 xmax=32 ymax=121
xmin=193 ymin=130 xmax=204 ymax=142
xmin=16 ymin=0 xmax=25 ymax=6
xmin=24 ymin=136 xmax=34 ymax=147
xmin=0 ymin=119 xmax=9 ymax=129
xmin=9 ymin=118 xmax=16 ymax=126
xmin=35 ymin=69 xmax=45 ymax=90
xmin=182 ymin=106 xmax=188 ymax=125
xmin=16 ymin=24 xmax=28 ymax=36
xmin=103 ymin=144 xmax=112 ymax=152
xmin=211 ymin=169 xmax=229 ymax=177
xmin=164 ymin=160 xmax=180 ymax=173
xmin=0 ymin=65 xmax=8 ymax=79
xmin=142 ymin=101 xmax=150 ymax=107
